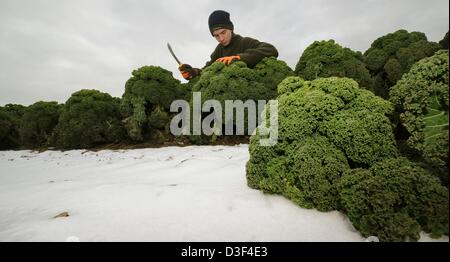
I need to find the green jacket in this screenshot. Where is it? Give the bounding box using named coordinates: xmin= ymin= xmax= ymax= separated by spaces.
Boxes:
xmin=204 ymin=34 xmax=278 ymax=68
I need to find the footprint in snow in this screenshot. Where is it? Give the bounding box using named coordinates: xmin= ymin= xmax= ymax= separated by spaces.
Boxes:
xmin=53 ymin=212 xmax=70 ymax=219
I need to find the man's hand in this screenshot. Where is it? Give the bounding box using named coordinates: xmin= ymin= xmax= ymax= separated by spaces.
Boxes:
xmin=178 ymin=64 xmax=201 ymax=80
xmin=216 ymin=55 xmax=240 ymax=65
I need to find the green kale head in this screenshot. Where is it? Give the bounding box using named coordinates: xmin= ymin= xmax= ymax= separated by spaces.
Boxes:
xmin=389 ymin=50 xmax=449 ymax=185
xmin=247 ymin=76 xmax=398 ymax=211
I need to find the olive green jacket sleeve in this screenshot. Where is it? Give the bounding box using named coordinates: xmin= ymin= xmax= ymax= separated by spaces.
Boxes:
xmin=236 ymin=37 xmax=279 ymax=67
xmin=203 ymin=34 xmax=279 ymax=68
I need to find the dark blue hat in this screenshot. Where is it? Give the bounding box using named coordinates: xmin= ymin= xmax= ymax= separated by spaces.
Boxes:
xmin=208 ymin=10 xmax=234 ymax=35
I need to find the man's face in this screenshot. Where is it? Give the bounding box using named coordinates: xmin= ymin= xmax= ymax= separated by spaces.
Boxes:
xmin=212 ymin=28 xmax=232 ymax=47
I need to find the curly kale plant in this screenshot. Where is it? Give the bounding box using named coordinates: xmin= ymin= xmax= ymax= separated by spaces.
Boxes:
xmin=390 ymin=50 xmax=449 ymax=184
xmin=294 ymin=40 xmax=373 ymax=89
xmin=193 ymin=57 xmax=293 ymax=104
xmin=194 ymin=60 xmax=277 ymax=104
xmin=186 ymin=58 xmax=292 ymax=144
xmin=254 ymin=57 xmax=295 ymax=90
xmin=364 ymin=29 xmax=441 ymax=98
xmin=338 ymin=157 xmax=449 ymax=242
xmin=51 ymin=90 xmax=126 ymax=149
xmin=121 ymin=66 xmax=186 ymax=141
xmin=246 ymin=76 xmax=397 ymax=211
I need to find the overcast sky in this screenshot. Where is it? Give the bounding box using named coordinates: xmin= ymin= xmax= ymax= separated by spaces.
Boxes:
xmin=0 ymin=0 xmax=448 ymax=106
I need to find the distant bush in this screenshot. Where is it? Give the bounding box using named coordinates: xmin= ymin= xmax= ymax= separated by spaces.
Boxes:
xmin=338 ymin=157 xmax=449 ymax=242
xmin=439 ymin=31 xmax=449 ymax=49
xmin=50 ymin=89 xmax=126 ymax=149
xmin=0 ymin=104 xmax=26 ymax=149
xmin=19 ymin=101 xmax=62 ymax=148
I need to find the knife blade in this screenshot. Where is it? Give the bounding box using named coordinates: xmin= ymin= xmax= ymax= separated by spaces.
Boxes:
xmin=167 ymin=43 xmax=182 ymax=65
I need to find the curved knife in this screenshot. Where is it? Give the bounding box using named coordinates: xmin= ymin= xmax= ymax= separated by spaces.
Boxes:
xmin=167 ymin=43 xmax=182 ymax=65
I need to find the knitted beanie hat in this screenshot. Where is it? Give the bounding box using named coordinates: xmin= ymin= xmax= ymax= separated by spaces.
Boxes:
xmin=208 ymin=10 xmax=234 ymax=35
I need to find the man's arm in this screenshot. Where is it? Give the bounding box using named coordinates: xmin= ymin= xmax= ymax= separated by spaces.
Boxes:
xmin=179 ymin=45 xmax=221 ymax=80
xmin=238 ymin=37 xmax=279 ymax=67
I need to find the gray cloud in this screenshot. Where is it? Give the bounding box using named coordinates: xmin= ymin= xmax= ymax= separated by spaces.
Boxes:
xmin=0 ymin=0 xmax=448 ymax=105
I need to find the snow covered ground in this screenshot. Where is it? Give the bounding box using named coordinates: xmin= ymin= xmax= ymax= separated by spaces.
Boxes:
xmin=0 ymin=145 xmax=448 ymax=242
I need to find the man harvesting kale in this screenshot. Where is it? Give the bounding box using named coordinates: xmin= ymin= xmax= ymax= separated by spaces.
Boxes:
xmin=179 ymin=10 xmax=279 ymax=80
